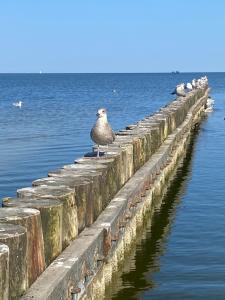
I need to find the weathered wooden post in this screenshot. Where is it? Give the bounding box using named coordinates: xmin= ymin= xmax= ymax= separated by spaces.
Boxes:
xmin=17 ymin=185 xmax=78 ymax=249
xmin=0 ymin=208 xmax=46 ymax=286
xmin=3 ymin=197 xmax=63 ymax=266
xmin=0 ymin=243 xmax=9 ymax=300
xmin=0 ymin=224 xmax=27 ymax=299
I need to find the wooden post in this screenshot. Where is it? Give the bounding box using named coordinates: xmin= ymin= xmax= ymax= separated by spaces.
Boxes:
xmin=3 ymin=198 xmax=63 ymax=266
xmin=0 ymin=208 xmax=46 ymax=286
xmin=17 ymin=185 xmax=78 ymax=249
xmin=0 ymin=224 xmax=27 ymax=299
xmin=0 ymin=243 xmax=9 ymax=300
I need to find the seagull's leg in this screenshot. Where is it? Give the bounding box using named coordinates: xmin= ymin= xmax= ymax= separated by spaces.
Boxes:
xmin=97 ymin=145 xmax=100 ymax=157
xmin=105 ymin=144 xmax=109 ymax=153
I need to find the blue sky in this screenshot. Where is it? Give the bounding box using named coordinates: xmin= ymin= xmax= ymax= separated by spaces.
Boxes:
xmin=1 ymin=0 xmax=225 ymax=73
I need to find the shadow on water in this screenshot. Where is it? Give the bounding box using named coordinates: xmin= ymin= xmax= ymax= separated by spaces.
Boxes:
xmin=105 ymin=123 xmax=204 ymax=300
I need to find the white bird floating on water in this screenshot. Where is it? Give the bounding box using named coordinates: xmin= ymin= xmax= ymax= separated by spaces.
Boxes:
xmin=90 ymin=108 xmax=115 ymax=157
xmin=13 ymin=101 xmax=23 ymax=108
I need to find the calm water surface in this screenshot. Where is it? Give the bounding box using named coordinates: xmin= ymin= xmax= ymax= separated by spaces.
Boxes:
xmin=104 ymin=73 xmax=225 ymax=299
xmin=0 ymin=73 xmax=181 ymax=200
xmin=0 ymin=72 xmax=214 ymax=200
xmin=1 ymin=73 xmax=225 ymax=299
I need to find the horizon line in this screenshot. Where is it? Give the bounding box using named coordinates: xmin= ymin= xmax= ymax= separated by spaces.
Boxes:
xmin=0 ymin=71 xmax=224 ymax=74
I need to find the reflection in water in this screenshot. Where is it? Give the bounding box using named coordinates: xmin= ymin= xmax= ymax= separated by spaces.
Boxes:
xmin=105 ymin=126 xmax=202 ymax=300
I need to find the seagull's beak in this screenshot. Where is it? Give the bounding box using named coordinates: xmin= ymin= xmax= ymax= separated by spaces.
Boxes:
xmin=96 ymin=112 xmax=100 ymax=117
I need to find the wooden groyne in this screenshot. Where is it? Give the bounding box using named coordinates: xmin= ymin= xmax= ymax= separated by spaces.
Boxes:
xmin=0 ymin=86 xmax=209 ymax=299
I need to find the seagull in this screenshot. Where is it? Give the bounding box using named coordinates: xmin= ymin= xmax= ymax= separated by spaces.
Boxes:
xmin=205 ymin=106 xmax=213 ymax=113
xmin=171 ymin=84 xmax=186 ymax=97
xmin=185 ymin=82 xmax=193 ymax=91
xmin=90 ymin=108 xmax=115 ymax=157
xmin=204 ymin=97 xmax=214 ymax=113
xmin=13 ymin=100 xmax=23 ymax=108
xmin=207 ymin=97 xmax=214 ymax=106
xmin=191 ymin=79 xmax=197 ymax=89
xmin=196 ymin=77 xmax=208 ymax=89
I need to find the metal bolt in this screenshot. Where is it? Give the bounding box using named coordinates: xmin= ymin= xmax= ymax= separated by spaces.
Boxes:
xmin=71 ymin=287 xmax=81 ymax=294
xmin=96 ymin=254 xmax=105 ymax=262
xmin=135 ymin=198 xmax=142 ymax=204
xmin=111 ymin=234 xmax=119 ymax=241
xmin=85 ymin=270 xmax=94 ymax=277
xmin=145 ymin=182 xmax=150 ymax=190
xmin=84 ymin=269 xmax=94 ymax=283
xmin=129 ymin=202 xmax=137 ymax=209
xmin=119 ymin=221 xmax=126 ymax=229
xmin=125 ymin=213 xmax=132 ymax=220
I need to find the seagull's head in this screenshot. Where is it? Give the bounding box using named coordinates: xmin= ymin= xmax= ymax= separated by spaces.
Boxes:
xmin=96 ymin=108 xmax=107 ymax=118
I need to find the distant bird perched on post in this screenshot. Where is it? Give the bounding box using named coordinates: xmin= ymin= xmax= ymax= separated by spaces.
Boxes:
xmin=196 ymin=76 xmax=208 ymax=89
xmin=191 ymin=79 xmax=197 ymax=89
xmin=185 ymin=82 xmax=193 ymax=91
xmin=90 ymin=108 xmax=115 ymax=157
xmin=171 ymin=84 xmax=186 ymax=97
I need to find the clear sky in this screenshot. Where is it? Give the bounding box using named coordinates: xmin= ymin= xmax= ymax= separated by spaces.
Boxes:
xmin=1 ymin=0 xmax=225 ymax=73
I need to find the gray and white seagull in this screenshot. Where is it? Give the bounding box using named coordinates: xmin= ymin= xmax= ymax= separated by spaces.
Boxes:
xmin=90 ymin=108 xmax=115 ymax=157
xmin=171 ymin=84 xmax=186 ymax=97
